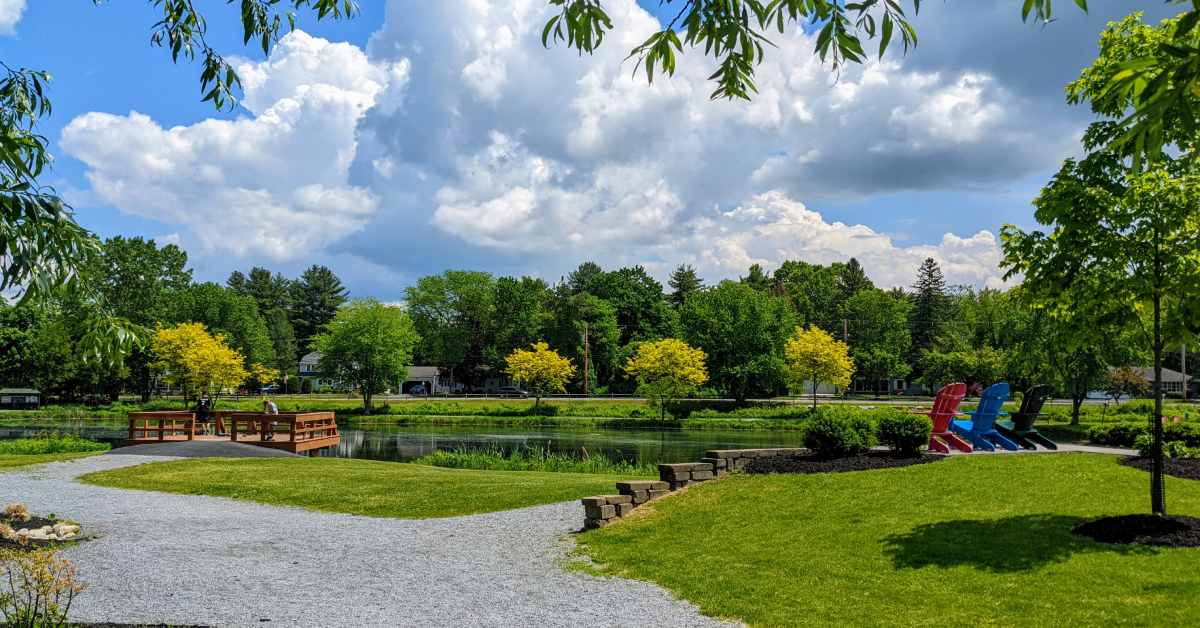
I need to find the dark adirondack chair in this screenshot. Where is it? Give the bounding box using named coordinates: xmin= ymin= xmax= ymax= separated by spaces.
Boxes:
xmin=995 ymin=384 xmax=1057 ymax=450
xmin=923 ymin=383 xmax=972 ymax=453
xmin=950 ymin=382 xmax=1020 ymax=451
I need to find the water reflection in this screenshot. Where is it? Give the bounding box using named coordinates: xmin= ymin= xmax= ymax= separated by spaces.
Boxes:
xmin=0 ymin=421 xmax=805 ymax=465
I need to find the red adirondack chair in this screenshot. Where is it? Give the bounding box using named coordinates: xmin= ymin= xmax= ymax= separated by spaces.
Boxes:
xmin=924 ymin=383 xmax=972 ymax=453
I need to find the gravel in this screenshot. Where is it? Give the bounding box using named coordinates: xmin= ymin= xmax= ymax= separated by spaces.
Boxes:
xmin=2 ymin=456 xmax=733 ymax=628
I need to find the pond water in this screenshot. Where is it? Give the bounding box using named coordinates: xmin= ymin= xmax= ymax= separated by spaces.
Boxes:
xmin=0 ymin=420 xmax=804 ymax=465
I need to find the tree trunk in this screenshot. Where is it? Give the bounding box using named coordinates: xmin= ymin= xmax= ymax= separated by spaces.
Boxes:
xmin=1071 ymin=394 xmax=1084 ymax=426
xmin=811 ymin=376 xmax=818 ymax=410
xmin=362 ymin=388 xmax=373 ymax=415
xmin=1152 ymin=292 xmax=1166 ymax=515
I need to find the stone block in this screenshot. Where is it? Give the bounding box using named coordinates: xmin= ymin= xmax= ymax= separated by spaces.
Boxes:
xmin=584 ymin=518 xmax=608 ymax=529
xmin=669 ymin=480 xmax=692 ymax=490
xmin=713 ymin=468 xmax=726 ymax=477
xmin=581 ymin=496 xmax=608 ymax=507
xmin=631 ymin=491 xmax=650 ymax=504
xmin=615 ymin=502 xmax=634 ymax=517
xmin=659 ymin=463 xmax=695 ymax=481
xmin=648 ymin=489 xmax=669 ymax=500
xmin=585 ymin=504 xmax=616 ymax=519
xmin=691 ymin=470 xmax=714 ymax=481
xmin=650 ymin=481 xmax=669 ymax=491
xmin=605 ymin=494 xmax=632 ymax=505
xmin=690 ymin=462 xmax=714 ymax=472
xmin=616 ymin=481 xmax=659 ymax=493
xmin=701 ymin=457 xmax=727 ymax=469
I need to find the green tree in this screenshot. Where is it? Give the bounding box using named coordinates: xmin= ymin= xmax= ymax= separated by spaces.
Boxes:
xmin=680 ymin=281 xmax=794 ymax=402
xmin=836 ymin=258 xmax=874 ymax=303
xmin=784 ymin=325 xmax=855 ymax=409
xmin=543 ymin=290 xmax=621 ymax=393
xmin=170 ymin=283 xmax=275 ymax=371
xmin=404 ymin=271 xmax=496 ymax=388
xmin=668 ymin=264 xmax=704 ymax=308
xmin=586 ymin=266 xmax=677 ymax=345
xmin=1003 ymin=167 xmax=1200 ymax=516
xmin=773 ymin=260 xmax=842 ymax=331
xmin=844 ymin=289 xmax=911 ymax=398
xmin=313 ymin=299 xmax=420 ymax=413
xmin=487 ymin=276 xmax=551 ymax=371
xmin=740 ymin=263 xmax=773 ymax=292
xmin=289 ymin=265 xmax=348 ymax=354
xmin=910 ymin=258 xmax=948 ymax=359
xmin=264 ymin=308 xmax=297 ymax=388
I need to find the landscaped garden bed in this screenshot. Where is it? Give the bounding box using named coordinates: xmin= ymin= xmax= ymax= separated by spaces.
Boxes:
xmin=744 ymin=450 xmax=944 ymax=474
xmin=1073 ymin=514 xmax=1200 ymax=548
xmin=0 ymin=503 xmax=82 ymax=551
xmin=1120 ymin=456 xmax=1200 ymax=481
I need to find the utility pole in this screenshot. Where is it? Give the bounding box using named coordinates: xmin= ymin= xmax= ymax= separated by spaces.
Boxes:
xmin=582 ymin=321 xmax=590 ymax=397
xmin=1184 ymin=344 xmax=1189 ymax=402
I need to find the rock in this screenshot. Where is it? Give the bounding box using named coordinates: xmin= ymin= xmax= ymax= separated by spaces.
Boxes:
xmin=615 ymin=481 xmax=660 ymax=492
xmin=605 ymin=495 xmax=632 ymax=505
xmin=648 ymin=489 xmax=669 ymax=500
xmin=692 ymin=470 xmax=714 ymax=481
xmin=584 ymin=504 xmax=616 ymax=520
xmin=615 ymin=503 xmax=634 ymax=517
xmin=630 ymin=491 xmax=650 ymax=504
xmin=580 ymin=496 xmax=608 ymax=507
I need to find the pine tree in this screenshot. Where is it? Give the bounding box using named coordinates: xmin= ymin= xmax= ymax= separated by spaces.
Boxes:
xmin=265 ymin=308 xmax=297 ymax=387
xmin=741 ymin=263 xmax=772 ymax=292
xmin=668 ymin=264 xmax=703 ymax=308
xmin=910 ymin=258 xmax=947 ymax=355
xmin=289 ymin=265 xmax=349 ymax=354
xmin=836 ymin=258 xmax=874 ymax=301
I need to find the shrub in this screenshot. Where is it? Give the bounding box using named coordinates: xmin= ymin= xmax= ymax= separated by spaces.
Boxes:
xmin=1135 ymin=435 xmax=1200 ymax=459
xmin=803 ymin=413 xmax=875 ymax=458
xmin=2 ymin=504 xmax=29 ymax=523
xmin=878 ymin=412 xmax=932 ymax=457
xmin=0 ymin=549 xmax=86 ymax=626
xmin=1087 ymin=423 xmax=1147 ymax=447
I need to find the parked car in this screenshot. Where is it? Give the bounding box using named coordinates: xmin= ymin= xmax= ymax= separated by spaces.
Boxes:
xmin=494 ymin=386 xmax=529 ymax=398
xmin=260 ymin=384 xmax=279 ymax=394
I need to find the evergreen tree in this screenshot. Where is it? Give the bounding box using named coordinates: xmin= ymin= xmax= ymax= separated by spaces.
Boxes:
xmin=289 ymin=265 xmax=349 ymax=354
xmin=566 ymin=261 xmax=605 ymax=294
xmin=265 ymin=308 xmax=297 ymax=387
xmin=910 ymin=258 xmax=948 ymax=356
xmin=668 ymin=264 xmax=703 ymax=308
xmin=740 ymin=263 xmax=772 ymax=292
xmin=836 ymin=258 xmax=874 ymax=302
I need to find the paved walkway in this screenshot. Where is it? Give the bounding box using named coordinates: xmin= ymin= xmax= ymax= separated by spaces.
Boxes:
xmin=105 ymin=440 xmax=301 ymax=458
xmin=2 ymin=456 xmax=730 ymax=628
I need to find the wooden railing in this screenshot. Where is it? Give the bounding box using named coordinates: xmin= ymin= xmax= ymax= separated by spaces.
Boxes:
xmin=128 ymin=412 xmax=197 ymax=441
xmin=227 ymin=412 xmax=338 ymax=444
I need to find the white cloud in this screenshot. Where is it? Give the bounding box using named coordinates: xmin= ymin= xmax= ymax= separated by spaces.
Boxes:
xmin=0 ymin=0 xmax=25 ymax=35
xmin=61 ymin=31 xmax=406 ymax=261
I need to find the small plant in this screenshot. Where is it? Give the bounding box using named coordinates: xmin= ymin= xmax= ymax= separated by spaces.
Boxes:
xmin=2 ymin=504 xmax=30 ymax=524
xmin=1135 ymin=435 xmax=1200 ymax=459
xmin=0 ymin=549 xmax=86 ymax=627
xmin=803 ymin=414 xmax=874 ymax=458
xmin=878 ymin=413 xmax=932 ymax=458
xmin=0 ymin=524 xmax=13 ymax=542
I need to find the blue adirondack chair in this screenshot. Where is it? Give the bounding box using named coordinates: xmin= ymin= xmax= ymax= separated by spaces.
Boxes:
xmin=950 ymin=382 xmax=1020 ymax=451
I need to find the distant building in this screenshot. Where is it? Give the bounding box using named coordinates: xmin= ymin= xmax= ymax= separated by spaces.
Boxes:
xmin=299 ymin=352 xmax=332 ymax=389
xmin=0 ymin=388 xmax=40 ymax=410
xmin=402 ymin=366 xmax=453 ymax=396
xmin=1119 ymin=366 xmax=1194 ymax=396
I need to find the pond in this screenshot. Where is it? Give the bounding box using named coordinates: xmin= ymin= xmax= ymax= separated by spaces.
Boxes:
xmin=0 ymin=420 xmax=805 ymax=465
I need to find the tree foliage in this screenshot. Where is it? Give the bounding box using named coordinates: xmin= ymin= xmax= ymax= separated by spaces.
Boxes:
xmin=150 ymin=322 xmax=248 ymax=405
xmin=504 ymin=341 xmax=576 ymax=406
xmin=313 ymin=299 xmax=420 ymax=413
xmin=624 ymin=338 xmax=709 ymax=420
xmin=784 ymin=325 xmax=855 ymax=408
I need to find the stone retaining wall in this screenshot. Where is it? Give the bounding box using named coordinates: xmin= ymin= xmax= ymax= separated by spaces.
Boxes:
xmin=582 ymin=447 xmax=808 ymax=529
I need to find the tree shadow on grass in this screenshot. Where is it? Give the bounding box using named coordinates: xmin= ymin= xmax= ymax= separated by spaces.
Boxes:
xmin=881 ymin=514 xmax=1159 ymax=573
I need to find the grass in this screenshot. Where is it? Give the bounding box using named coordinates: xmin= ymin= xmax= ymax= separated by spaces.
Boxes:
xmin=0 ymin=434 xmax=111 ymax=455
xmin=0 ymin=452 xmax=102 ymax=471
xmin=79 ymin=457 xmax=634 ymax=519
xmin=577 ymin=453 xmax=1200 ymax=626
xmin=412 ymin=446 xmax=658 ymax=476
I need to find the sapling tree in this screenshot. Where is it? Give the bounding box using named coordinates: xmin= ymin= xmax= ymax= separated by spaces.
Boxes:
xmin=624 ymin=338 xmax=709 ymax=421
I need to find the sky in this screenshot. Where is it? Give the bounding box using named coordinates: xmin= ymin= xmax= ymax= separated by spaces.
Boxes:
xmin=0 ymin=1 xmax=1180 ymax=300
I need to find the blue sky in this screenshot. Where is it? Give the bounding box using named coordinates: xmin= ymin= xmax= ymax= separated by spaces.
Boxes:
xmin=0 ymin=1 xmax=1178 ymax=297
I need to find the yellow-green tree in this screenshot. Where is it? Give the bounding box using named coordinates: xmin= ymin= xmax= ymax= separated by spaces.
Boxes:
xmin=150 ymin=322 xmax=248 ymax=407
xmin=784 ymin=326 xmax=855 ymax=409
xmin=249 ymin=363 xmax=281 ymax=392
xmin=624 ymin=338 xmax=708 ymax=421
xmin=504 ymin=342 xmax=576 ymax=408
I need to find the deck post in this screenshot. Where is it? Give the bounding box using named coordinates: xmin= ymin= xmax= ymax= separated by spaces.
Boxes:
xmin=260 ymin=414 xmax=268 ymax=442
xmin=231 ymin=416 xmax=238 ymax=442
xmin=158 ymin=417 xmax=164 ymax=442
xmin=187 ymin=417 xmax=195 ymax=441
xmin=290 ymin=417 xmax=297 ymax=443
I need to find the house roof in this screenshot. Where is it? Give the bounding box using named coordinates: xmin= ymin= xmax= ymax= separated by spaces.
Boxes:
xmin=1121 ymin=367 xmax=1192 ymax=383
xmin=300 ymin=352 xmax=322 ymax=363
xmin=405 ymin=366 xmax=442 ymax=379
xmin=0 ymin=388 xmax=40 ymax=394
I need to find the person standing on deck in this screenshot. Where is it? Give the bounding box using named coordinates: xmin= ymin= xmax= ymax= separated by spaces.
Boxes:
xmin=262 ymin=399 xmax=279 ymax=440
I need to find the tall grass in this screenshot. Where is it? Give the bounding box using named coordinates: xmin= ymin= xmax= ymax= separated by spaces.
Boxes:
xmin=0 ymin=433 xmax=111 ymax=455
xmin=412 ymin=446 xmax=656 ymax=476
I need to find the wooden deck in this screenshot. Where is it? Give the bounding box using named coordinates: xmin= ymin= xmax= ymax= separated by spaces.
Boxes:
xmin=126 ymin=411 xmax=340 ymax=454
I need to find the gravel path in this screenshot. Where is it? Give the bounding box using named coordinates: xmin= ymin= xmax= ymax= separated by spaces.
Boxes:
xmin=2 ymin=456 xmax=732 ymax=628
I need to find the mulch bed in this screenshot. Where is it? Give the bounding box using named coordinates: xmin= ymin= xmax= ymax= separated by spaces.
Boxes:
xmin=1119 ymin=456 xmax=1200 ymax=481
xmin=1073 ymin=514 xmax=1200 ymax=548
xmin=744 ymin=450 xmax=944 ymax=475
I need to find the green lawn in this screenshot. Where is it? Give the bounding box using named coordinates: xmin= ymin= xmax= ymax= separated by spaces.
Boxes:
xmin=80 ymin=457 xmax=636 ymax=519
xmin=578 ymin=454 xmax=1200 ymax=626
xmin=0 ymin=452 xmax=102 ymax=470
